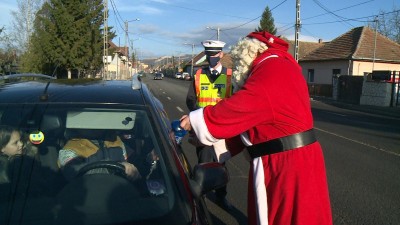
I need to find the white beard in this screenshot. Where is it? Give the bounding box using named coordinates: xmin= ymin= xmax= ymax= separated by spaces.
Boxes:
xmin=230 ymin=37 xmax=268 ymax=92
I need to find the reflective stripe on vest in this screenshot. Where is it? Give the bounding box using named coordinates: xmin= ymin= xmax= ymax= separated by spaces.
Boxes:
xmin=194 ymin=68 xmax=232 ymax=108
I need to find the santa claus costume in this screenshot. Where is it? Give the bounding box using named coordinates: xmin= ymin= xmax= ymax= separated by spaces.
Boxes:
xmin=186 ymin=32 xmax=333 ymax=225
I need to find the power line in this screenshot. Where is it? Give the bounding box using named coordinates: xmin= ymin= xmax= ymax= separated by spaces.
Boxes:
xmin=283 ymin=9 xmax=400 ymax=27
xmin=150 ymin=3 xmax=253 ymax=20
xmin=109 ymin=0 xmax=126 ymax=33
xmin=302 ymin=12 xmax=391 ymax=25
xmin=106 ymin=0 xmax=399 ymax=58
xmin=223 ymin=0 xmax=288 ymax=31
xmin=109 ymin=0 xmax=125 ymax=25
xmin=304 ymin=0 xmax=374 ymax=21
xmin=312 ymin=0 xmax=354 ymax=28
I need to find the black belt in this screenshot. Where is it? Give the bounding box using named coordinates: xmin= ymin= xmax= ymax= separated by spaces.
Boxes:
xmin=247 ymin=129 xmax=316 ymax=158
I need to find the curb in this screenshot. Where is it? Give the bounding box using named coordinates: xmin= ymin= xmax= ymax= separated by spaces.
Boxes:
xmin=311 ymin=97 xmax=400 ymax=119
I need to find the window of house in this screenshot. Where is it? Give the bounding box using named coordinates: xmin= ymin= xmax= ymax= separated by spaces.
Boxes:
xmin=308 ymin=69 xmax=314 ymax=83
xmin=333 ymin=69 xmax=341 ymax=77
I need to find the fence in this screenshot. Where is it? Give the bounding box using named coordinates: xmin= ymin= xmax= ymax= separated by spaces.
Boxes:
xmin=308 ymin=84 xmax=333 ymax=98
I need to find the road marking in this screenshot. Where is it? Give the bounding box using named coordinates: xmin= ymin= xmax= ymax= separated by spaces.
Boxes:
xmin=315 ymin=127 xmax=400 ymax=157
xmin=176 ymin=106 xmax=184 ymax=112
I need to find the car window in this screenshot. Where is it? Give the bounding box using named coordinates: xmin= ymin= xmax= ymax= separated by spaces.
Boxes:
xmin=0 ymin=104 xmax=191 ymax=225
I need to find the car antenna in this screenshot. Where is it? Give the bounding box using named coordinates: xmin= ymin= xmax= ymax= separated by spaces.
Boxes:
xmin=51 ymin=64 xmax=59 ymax=78
xmin=39 ymin=81 xmax=51 ymax=101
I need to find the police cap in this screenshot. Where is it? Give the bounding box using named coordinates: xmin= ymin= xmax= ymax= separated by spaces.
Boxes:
xmin=202 ymin=40 xmax=226 ymax=55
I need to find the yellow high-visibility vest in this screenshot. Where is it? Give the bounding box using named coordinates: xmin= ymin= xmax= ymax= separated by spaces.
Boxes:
xmin=195 ymin=68 xmax=232 ymax=108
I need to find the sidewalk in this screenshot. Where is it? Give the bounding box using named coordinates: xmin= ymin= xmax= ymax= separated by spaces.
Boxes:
xmin=311 ymin=96 xmax=400 ymax=119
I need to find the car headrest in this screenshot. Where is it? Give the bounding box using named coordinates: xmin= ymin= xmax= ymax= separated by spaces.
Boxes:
xmin=40 ymin=114 xmax=64 ymax=136
xmin=64 ymin=129 xmax=116 ymax=141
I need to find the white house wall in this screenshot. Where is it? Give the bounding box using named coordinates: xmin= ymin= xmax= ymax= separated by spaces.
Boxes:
xmin=107 ymin=53 xmax=130 ymax=80
xmin=300 ymin=60 xmax=350 ymax=84
xmin=351 ymin=61 xmax=400 ymax=75
xmin=301 ymin=60 xmax=400 ymax=85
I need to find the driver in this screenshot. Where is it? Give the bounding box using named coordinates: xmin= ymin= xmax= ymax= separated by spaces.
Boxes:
xmin=58 ymin=129 xmax=141 ymax=181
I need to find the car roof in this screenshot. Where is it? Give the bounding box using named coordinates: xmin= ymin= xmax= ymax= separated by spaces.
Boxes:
xmin=0 ymin=78 xmax=146 ymax=105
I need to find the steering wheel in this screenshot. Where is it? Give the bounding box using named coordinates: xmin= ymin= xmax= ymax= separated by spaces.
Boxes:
xmin=77 ymin=161 xmax=127 ymax=178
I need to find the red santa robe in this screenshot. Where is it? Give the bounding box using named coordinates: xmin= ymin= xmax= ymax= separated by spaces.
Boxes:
xmin=189 ymin=32 xmax=333 ymax=225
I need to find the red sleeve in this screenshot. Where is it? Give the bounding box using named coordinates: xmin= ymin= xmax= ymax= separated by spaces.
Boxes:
xmin=203 ymin=56 xmax=313 ymax=143
xmin=201 ymin=60 xmax=275 ymax=139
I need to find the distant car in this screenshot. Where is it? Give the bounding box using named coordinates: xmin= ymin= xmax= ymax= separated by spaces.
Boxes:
xmin=0 ymin=74 xmax=229 ymax=225
xmin=174 ymin=73 xmax=182 ymax=79
xmin=182 ymin=72 xmax=191 ymax=81
xmin=153 ymin=73 xmax=163 ymax=80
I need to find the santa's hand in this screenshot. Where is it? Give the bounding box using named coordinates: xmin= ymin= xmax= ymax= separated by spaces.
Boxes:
xmin=180 ymin=115 xmax=192 ymax=131
xmin=120 ymin=162 xmax=141 ymax=181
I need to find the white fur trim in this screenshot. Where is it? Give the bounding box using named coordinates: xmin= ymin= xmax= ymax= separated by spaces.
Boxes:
xmin=189 ymin=108 xmax=218 ymax=146
xmin=240 ymin=132 xmax=253 ymax=161
xmin=240 ymin=132 xmax=252 ymax=146
xmin=253 ymin=157 xmax=268 ymax=225
xmin=213 ymin=139 xmax=231 ymax=163
xmin=255 ymin=55 xmax=278 ymax=68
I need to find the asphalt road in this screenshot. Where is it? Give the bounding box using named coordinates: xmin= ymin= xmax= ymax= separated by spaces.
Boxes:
xmin=143 ymin=75 xmax=400 ymax=225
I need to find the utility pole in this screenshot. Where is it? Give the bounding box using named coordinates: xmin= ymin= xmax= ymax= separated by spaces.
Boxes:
xmin=125 ymin=21 xmax=128 ymax=79
xmin=372 ymin=16 xmax=378 ymax=71
xmin=103 ymin=0 xmax=108 ymax=79
xmin=206 ymin=27 xmax=220 ymax=40
xmin=175 ymin=51 xmax=182 ymax=72
xmin=130 ymin=39 xmax=140 ymax=74
xmin=117 ymin=37 xmax=120 ymax=80
xmin=184 ymin=43 xmax=195 ymax=77
xmin=294 ymin=0 xmax=301 ymax=62
xmin=134 ymin=48 xmax=141 ymax=72
xmin=125 ymin=18 xmax=139 ymax=79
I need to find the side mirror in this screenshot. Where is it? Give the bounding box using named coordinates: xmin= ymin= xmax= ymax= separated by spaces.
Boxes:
xmin=190 ymin=162 xmax=229 ymax=199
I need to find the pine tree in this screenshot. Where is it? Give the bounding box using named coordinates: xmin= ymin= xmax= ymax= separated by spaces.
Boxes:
xmin=27 ymin=0 xmax=109 ymax=78
xmin=255 ymin=6 xmax=277 ymax=35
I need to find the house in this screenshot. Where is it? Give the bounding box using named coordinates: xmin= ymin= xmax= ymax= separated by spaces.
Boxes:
xmin=102 ymin=41 xmax=133 ymax=80
xmin=285 ymin=37 xmax=324 ymax=61
xmin=299 ymin=26 xmax=400 ymax=85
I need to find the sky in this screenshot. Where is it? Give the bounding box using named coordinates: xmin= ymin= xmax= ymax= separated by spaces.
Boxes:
xmin=0 ymin=0 xmax=398 ymax=59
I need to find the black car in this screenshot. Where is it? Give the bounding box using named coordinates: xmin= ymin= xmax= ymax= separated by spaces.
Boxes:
xmin=0 ymin=74 xmax=228 ymax=225
xmin=153 ymin=73 xmax=163 ymax=80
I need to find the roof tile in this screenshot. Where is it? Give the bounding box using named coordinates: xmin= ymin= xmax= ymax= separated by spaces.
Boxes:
xmin=300 ymin=26 xmax=400 ymax=62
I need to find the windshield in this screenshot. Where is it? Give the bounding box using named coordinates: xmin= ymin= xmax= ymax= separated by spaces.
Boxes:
xmin=0 ymin=104 xmax=190 ymax=225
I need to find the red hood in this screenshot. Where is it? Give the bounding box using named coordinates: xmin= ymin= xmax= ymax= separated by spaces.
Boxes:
xmin=247 ymin=32 xmax=300 ymax=71
xmin=247 ymin=32 xmax=289 ymax=51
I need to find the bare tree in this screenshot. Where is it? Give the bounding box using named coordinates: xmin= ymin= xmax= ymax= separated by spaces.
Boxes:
xmin=10 ymin=0 xmax=43 ymax=53
xmin=0 ymin=27 xmax=17 ymax=75
xmin=373 ymin=8 xmax=400 ymax=44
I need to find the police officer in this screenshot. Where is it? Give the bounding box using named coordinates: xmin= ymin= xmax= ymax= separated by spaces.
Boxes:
xmin=186 ymin=40 xmax=232 ymax=210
